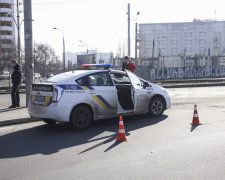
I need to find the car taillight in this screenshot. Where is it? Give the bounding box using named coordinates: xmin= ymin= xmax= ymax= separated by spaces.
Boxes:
xmin=52 ymin=87 xmax=58 ymax=102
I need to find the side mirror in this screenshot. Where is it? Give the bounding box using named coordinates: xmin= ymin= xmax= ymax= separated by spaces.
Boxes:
xmin=143 ymin=82 xmax=150 ymax=88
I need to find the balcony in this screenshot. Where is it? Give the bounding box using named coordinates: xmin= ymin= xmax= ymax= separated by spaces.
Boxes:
xmin=0 ymin=34 xmax=15 ymax=39
xmin=0 ymin=26 xmax=13 ymax=31
xmin=0 ymin=8 xmax=13 ymax=13
xmin=0 ymin=16 xmax=13 ymax=21
xmin=0 ymin=0 xmax=14 ymax=3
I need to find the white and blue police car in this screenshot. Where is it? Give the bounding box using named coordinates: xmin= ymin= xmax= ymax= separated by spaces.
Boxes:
xmin=28 ymin=64 xmax=171 ymax=129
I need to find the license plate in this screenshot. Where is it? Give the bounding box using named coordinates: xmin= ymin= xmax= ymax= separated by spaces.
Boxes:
xmin=35 ymin=96 xmax=45 ymax=102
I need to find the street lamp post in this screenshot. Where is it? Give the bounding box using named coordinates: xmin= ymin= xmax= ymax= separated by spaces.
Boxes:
xmin=79 ymin=40 xmax=88 ymax=55
xmin=151 ymin=37 xmax=156 ymax=68
xmin=53 ymin=27 xmax=65 ymax=72
xmin=16 ymin=0 xmax=21 ymax=64
xmin=127 ymin=3 xmax=131 ymax=57
xmin=151 ymin=36 xmax=166 ymax=68
xmin=135 ymin=11 xmax=140 ymax=66
xmin=79 ymin=40 xmax=89 ymax=64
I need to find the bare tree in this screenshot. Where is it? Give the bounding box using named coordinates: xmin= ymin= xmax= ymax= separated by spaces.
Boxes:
xmin=0 ymin=43 xmax=17 ymax=72
xmin=33 ymin=42 xmax=62 ymax=77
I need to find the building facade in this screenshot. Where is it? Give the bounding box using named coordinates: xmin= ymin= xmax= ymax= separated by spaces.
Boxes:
xmin=138 ymin=20 xmax=225 ymax=59
xmin=0 ymin=0 xmax=16 ymax=69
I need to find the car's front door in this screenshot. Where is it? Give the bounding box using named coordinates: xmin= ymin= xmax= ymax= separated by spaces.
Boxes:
xmin=126 ymin=70 xmax=149 ymax=113
xmin=76 ymin=71 xmax=118 ymax=117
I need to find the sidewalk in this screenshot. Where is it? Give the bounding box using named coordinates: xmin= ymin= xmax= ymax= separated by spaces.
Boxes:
xmin=0 ymin=94 xmax=40 ymax=127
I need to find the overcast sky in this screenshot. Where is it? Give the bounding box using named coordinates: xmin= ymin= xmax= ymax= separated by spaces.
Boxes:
xmin=29 ymin=0 xmax=225 ymax=58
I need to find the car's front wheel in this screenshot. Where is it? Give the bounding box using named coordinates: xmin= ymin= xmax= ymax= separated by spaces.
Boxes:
xmin=148 ymin=96 xmax=165 ymax=117
xmin=70 ymin=106 xmax=92 ymax=130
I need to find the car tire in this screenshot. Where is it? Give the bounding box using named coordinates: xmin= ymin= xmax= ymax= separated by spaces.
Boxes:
xmin=43 ymin=119 xmax=56 ymax=125
xmin=70 ymin=106 xmax=92 ymax=130
xmin=148 ymin=96 xmax=165 ymax=117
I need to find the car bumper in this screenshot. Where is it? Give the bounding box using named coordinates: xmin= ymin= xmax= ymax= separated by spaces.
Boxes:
xmin=28 ymin=102 xmax=72 ymax=122
xmin=164 ymin=93 xmax=171 ymax=109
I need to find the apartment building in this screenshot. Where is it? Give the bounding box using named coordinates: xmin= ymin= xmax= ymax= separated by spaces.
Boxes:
xmin=138 ymin=20 xmax=225 ymax=59
xmin=0 ymin=0 xmax=16 ymax=68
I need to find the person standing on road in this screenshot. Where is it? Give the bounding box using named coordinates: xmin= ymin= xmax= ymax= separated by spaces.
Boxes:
xmin=122 ymin=56 xmax=136 ymax=72
xmin=9 ymin=60 xmax=21 ymax=108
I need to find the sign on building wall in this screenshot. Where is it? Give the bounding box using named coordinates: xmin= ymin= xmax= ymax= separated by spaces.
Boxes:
xmin=150 ymin=66 xmax=225 ymax=80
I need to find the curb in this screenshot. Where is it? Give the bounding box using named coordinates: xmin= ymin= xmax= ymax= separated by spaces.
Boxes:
xmin=161 ymin=82 xmax=225 ymax=88
xmin=0 ymin=117 xmax=41 ymax=127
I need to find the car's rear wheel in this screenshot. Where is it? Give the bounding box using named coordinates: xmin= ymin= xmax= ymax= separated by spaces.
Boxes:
xmin=70 ymin=106 xmax=92 ymax=130
xmin=148 ymin=96 xmax=165 ymax=117
xmin=43 ymin=119 xmax=56 ymax=125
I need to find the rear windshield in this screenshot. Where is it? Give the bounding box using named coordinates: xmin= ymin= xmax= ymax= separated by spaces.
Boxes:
xmin=44 ymin=71 xmax=87 ymax=83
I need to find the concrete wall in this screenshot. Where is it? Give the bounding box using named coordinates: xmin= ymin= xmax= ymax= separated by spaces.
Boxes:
xmin=149 ymin=66 xmax=225 ymax=80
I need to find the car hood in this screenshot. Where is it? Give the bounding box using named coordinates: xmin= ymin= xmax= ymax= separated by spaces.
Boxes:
xmin=149 ymin=83 xmax=168 ymax=93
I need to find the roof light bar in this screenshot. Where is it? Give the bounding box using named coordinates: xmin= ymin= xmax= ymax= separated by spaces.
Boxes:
xmin=81 ymin=64 xmax=113 ymax=69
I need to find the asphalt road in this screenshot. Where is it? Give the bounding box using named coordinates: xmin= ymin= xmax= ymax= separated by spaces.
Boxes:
xmin=0 ymin=86 xmax=225 ymax=180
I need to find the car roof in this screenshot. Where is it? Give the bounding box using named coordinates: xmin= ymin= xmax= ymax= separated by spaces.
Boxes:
xmin=44 ymin=69 xmax=107 ymax=83
xmin=41 ymin=69 xmax=128 ymax=83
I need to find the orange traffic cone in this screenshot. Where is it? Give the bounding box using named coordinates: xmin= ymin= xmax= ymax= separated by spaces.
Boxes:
xmin=192 ymin=104 xmax=202 ymax=125
xmin=116 ymin=116 xmax=127 ymax=142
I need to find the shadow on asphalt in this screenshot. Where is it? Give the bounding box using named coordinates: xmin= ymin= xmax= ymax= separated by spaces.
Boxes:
xmin=190 ymin=124 xmax=202 ymax=132
xmin=0 ymin=114 xmax=168 ymax=158
xmin=0 ymin=106 xmax=26 ymax=113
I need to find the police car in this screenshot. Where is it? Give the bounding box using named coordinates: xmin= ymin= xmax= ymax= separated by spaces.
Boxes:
xmin=28 ymin=64 xmax=171 ymax=129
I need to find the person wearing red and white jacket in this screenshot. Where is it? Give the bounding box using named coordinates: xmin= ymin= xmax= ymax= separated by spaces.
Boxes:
xmin=122 ymin=56 xmax=136 ymax=73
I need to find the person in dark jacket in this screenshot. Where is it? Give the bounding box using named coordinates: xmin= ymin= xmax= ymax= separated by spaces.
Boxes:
xmin=122 ymin=56 xmax=136 ymax=72
xmin=9 ymin=60 xmax=21 ymax=108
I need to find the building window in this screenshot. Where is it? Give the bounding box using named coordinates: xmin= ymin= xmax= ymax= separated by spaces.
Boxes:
xmin=171 ymin=48 xmax=178 ymax=53
xmin=213 ymin=32 xmax=221 ymax=37
xmin=157 ymin=33 xmax=166 ymax=37
xmin=185 ymin=48 xmax=192 ymax=52
xmin=213 ymin=38 xmax=221 ymax=46
xmin=158 ymin=40 xmax=165 ymax=45
xmin=0 ymin=3 xmax=12 ymax=9
xmin=184 ymin=32 xmax=192 ymax=37
xmin=144 ymin=41 xmax=151 ymax=46
xmin=185 ymin=40 xmax=192 ymax=45
xmin=199 ymin=32 xmax=206 ymax=37
xmin=159 ymin=48 xmax=165 ymax=54
xmin=0 ymin=30 xmax=12 ymax=35
xmin=171 ymin=40 xmax=178 ymax=45
xmin=1 ymin=39 xmax=13 ymax=44
xmin=199 ymin=39 xmax=206 ymax=45
xmin=199 ymin=47 xmax=206 ymax=53
xmin=0 ymin=21 xmax=12 ymax=27
xmin=171 ymin=33 xmax=177 ymax=37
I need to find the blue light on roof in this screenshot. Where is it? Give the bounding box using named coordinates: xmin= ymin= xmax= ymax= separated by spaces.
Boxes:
xmin=95 ymin=64 xmax=113 ymax=68
xmin=81 ymin=64 xmax=113 ymax=69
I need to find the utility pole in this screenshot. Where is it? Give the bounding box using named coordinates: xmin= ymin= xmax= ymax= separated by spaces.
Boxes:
xmin=63 ymin=36 xmax=65 ymax=72
xmin=23 ymin=0 xmax=33 ymax=106
xmin=135 ymin=22 xmax=138 ymax=65
xmin=152 ymin=38 xmax=155 ymax=68
xmin=53 ymin=27 xmax=66 ymax=72
xmin=135 ymin=11 xmax=140 ymax=65
xmin=16 ymin=0 xmax=21 ymax=64
xmin=127 ymin=3 xmax=130 ymax=57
